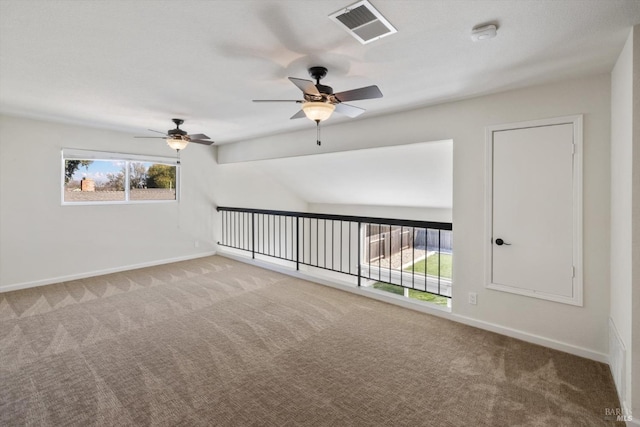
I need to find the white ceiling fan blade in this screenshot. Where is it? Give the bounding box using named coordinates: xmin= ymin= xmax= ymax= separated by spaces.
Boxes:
xmin=290 ymin=109 xmax=307 ymax=119
xmin=334 ymin=85 xmax=383 ymax=102
xmin=334 ymin=103 xmax=365 ymax=118
xmin=289 ymin=77 xmax=320 ymax=95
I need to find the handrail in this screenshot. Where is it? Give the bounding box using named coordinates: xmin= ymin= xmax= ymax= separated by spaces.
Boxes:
xmin=216 ymin=206 xmax=452 ymax=231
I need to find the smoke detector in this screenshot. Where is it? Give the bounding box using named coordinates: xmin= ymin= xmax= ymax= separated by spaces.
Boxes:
xmin=471 ymin=24 xmax=497 ymax=42
xmin=329 ymin=0 xmax=397 ymax=45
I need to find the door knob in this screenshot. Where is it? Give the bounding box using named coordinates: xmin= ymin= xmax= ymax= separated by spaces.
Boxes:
xmin=495 ymin=238 xmax=511 ymax=246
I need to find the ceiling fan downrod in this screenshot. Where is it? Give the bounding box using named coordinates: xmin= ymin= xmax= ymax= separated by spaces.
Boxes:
xmin=309 ymin=66 xmax=328 ymax=86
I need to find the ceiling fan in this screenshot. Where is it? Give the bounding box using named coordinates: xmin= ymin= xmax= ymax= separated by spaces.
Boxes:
xmin=253 ymin=66 xmax=383 ymax=145
xmin=134 ymin=119 xmax=214 ymax=152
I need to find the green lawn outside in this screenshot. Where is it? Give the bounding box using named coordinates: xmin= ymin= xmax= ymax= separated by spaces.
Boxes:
xmin=371 ymin=252 xmax=452 ymax=306
xmin=372 ymin=282 xmax=449 ymax=306
xmin=408 ymin=253 xmax=452 ymax=279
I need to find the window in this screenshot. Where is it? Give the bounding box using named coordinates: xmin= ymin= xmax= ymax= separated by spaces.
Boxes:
xmin=62 ymin=149 xmax=179 ymax=204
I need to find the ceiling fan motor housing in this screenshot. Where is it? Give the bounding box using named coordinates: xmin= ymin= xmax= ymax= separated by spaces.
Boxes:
xmin=168 ymin=128 xmax=187 ymax=137
xmin=168 ymin=118 xmax=187 ymax=137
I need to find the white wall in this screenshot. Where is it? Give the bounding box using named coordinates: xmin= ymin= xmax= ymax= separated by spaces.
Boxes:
xmin=610 ymin=26 xmax=635 ymax=418
xmin=633 ymin=24 xmax=640 ymax=423
xmin=0 ymin=115 xmax=307 ymax=290
xmin=218 ymin=74 xmax=612 ymax=360
xmin=211 ymin=160 xmax=307 ymax=213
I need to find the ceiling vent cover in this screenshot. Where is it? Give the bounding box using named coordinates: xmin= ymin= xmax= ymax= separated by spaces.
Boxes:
xmin=329 ymin=0 xmax=397 ymax=45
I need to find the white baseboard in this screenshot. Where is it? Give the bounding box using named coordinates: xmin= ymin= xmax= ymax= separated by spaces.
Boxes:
xmin=218 ymin=250 xmax=608 ymax=364
xmin=450 ymin=313 xmax=608 ymax=364
xmin=0 ymin=251 xmax=217 ymax=293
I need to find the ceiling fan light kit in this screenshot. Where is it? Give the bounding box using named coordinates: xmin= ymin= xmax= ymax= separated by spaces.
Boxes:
xmin=134 ymin=118 xmax=214 ymax=153
xmin=166 ymin=136 xmax=189 ymax=151
xmin=302 ymin=102 xmax=336 ymax=122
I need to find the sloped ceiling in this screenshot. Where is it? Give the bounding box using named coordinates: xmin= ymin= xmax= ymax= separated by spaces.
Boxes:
xmin=1 ymin=0 xmax=639 ymax=144
xmin=235 ymin=140 xmax=453 ymax=208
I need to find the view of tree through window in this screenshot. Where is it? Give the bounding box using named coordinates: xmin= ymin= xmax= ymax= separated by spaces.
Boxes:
xmin=63 ymin=157 xmax=177 ymax=203
xmin=130 ymin=162 xmax=177 ymax=201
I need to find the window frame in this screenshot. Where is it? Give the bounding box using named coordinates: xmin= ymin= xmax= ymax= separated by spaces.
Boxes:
xmin=61 ymin=149 xmax=181 ymax=206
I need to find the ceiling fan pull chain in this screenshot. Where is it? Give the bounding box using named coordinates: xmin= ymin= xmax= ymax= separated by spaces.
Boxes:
xmin=316 ymin=121 xmax=321 ymax=146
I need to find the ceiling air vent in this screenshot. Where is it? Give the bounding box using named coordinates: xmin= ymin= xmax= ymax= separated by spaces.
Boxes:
xmin=329 ymin=0 xmax=397 ymax=45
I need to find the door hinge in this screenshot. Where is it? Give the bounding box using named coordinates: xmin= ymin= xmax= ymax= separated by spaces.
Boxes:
xmin=571 ymin=143 xmax=576 ymax=155
xmin=571 ymin=266 xmax=575 ymax=278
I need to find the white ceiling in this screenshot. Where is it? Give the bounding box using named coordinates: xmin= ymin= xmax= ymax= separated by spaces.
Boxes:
xmin=1 ymin=0 xmax=639 ymax=144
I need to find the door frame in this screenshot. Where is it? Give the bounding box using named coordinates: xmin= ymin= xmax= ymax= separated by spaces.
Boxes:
xmin=484 ymin=115 xmax=583 ymax=306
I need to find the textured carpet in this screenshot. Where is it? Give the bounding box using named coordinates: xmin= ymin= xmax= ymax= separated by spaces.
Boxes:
xmin=0 ymin=255 xmax=622 ymax=426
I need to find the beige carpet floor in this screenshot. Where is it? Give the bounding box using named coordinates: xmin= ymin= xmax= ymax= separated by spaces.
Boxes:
xmin=0 ymin=255 xmax=622 ymax=426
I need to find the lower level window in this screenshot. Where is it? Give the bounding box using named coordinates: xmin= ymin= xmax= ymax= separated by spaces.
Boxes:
xmin=62 ymin=150 xmax=179 ymax=204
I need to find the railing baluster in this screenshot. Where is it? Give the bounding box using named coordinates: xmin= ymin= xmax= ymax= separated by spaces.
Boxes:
xmin=340 ymin=221 xmax=343 ymax=273
xmin=348 ymin=222 xmax=352 ymax=275
xmin=357 ymin=221 xmax=361 ymax=287
xmin=400 ymin=226 xmax=403 ymax=288
xmin=268 ymin=214 xmax=271 ymax=256
xmin=438 ymin=229 xmax=442 ymax=296
xmin=368 ymin=224 xmax=372 ymax=279
xmin=388 ymin=225 xmax=392 ymax=285
xmin=412 ymin=227 xmax=415 ymax=290
xmin=296 ymin=216 xmax=300 ymax=271
xmin=308 ymin=218 xmax=311 ymax=266
xmin=425 ymin=228 xmax=428 ymax=292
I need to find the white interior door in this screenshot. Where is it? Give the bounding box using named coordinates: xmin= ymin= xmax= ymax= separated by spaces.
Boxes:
xmin=487 ymin=117 xmax=582 ymax=305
